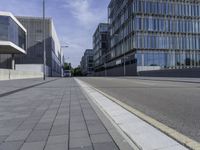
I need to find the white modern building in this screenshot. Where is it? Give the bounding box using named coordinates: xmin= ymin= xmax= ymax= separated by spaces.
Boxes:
xmin=0 ymin=11 xmax=27 ymax=69
xmin=0 ymin=12 xmax=63 ymax=77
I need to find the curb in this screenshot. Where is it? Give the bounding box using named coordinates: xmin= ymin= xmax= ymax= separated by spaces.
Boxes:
xmin=76 ymin=78 xmax=141 ymax=150
xmin=76 ymin=78 xmax=200 ymax=150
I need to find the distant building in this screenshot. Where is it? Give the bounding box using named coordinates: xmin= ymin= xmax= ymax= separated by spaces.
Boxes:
xmin=108 ymin=0 xmax=200 ymax=75
xmin=93 ymin=23 xmax=109 ymax=73
xmin=0 ymin=11 xmax=27 ymax=69
xmin=0 ymin=14 xmax=63 ymax=77
xmin=80 ymin=49 xmax=94 ymax=76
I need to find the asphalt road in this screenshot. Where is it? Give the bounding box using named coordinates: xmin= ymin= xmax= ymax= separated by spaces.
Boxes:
xmin=78 ymin=77 xmax=200 ymax=143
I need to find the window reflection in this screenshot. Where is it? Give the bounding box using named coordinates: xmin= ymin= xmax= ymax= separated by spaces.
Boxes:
xmin=0 ymin=16 xmax=26 ymax=50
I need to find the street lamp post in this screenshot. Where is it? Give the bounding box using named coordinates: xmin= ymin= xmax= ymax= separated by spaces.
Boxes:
xmin=103 ymin=53 xmax=109 ymax=77
xmin=104 ymin=62 xmax=107 ymax=77
xmin=123 ymin=51 xmax=126 ymax=76
xmin=43 ymin=0 xmax=46 ymax=80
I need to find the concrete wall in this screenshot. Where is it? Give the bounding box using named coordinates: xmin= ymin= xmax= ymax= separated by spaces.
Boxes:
xmin=137 ymin=66 xmax=161 ymax=72
xmin=0 ymin=69 xmax=43 ymax=80
xmin=16 ymin=64 xmax=43 ymax=73
xmin=138 ymin=68 xmax=200 ymax=78
xmin=15 ymin=64 xmax=53 ymax=77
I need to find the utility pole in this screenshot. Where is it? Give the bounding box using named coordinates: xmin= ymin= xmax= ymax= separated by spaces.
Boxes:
xmin=43 ymin=0 xmax=46 ymax=80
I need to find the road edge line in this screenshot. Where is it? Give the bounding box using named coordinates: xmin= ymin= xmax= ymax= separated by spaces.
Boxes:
xmin=76 ymin=78 xmax=200 ymax=150
xmin=75 ymin=78 xmax=141 ymax=150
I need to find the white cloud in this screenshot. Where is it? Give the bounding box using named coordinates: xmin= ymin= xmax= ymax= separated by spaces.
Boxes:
xmin=60 ymin=0 xmax=108 ymax=67
xmin=64 ymin=0 xmax=106 ymax=27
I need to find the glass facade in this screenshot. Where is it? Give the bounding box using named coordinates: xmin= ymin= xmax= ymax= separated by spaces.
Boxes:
xmin=0 ymin=16 xmax=26 ymax=50
xmin=15 ymin=17 xmax=62 ymax=77
xmin=109 ymin=0 xmax=200 ymax=70
xmin=80 ymin=49 xmax=94 ymax=76
xmin=93 ymin=23 xmax=109 ymax=68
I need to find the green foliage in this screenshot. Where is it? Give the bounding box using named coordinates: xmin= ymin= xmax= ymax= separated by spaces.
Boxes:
xmin=72 ymin=66 xmax=83 ymax=76
xmin=63 ymin=63 xmax=83 ymax=77
xmin=63 ymin=63 xmax=72 ymax=70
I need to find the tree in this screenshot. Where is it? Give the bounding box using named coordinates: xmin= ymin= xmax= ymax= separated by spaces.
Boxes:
xmin=72 ymin=66 xmax=83 ymax=76
xmin=63 ymin=63 xmax=72 ymax=70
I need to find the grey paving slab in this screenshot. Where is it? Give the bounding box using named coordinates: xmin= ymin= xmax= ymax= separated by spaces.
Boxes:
xmin=47 ymin=135 xmax=68 ymax=144
xmin=26 ymin=130 xmax=49 ymax=142
xmin=91 ymin=133 xmax=113 ymax=144
xmin=0 ymin=141 xmax=24 ymax=150
xmin=0 ymin=128 xmax=14 ymax=136
xmin=69 ymin=137 xmax=92 ymax=149
xmin=0 ymin=78 xmax=55 ymax=95
xmin=20 ymin=142 xmax=45 ymax=150
xmin=93 ymin=142 xmax=119 ymax=150
xmin=87 ymin=125 xmax=107 ymax=135
xmin=0 ymin=78 xmax=119 ymax=150
xmin=44 ymin=143 xmax=67 ymax=150
xmin=0 ymin=136 xmax=7 ymax=144
xmin=17 ymin=122 xmax=37 ymax=130
xmin=70 ymin=146 xmax=93 ymax=150
xmin=70 ymin=130 xmax=89 ymax=139
xmin=50 ymin=125 xmax=68 ymax=136
xmin=70 ymin=122 xmax=87 ymax=131
xmin=35 ymin=123 xmax=52 ymax=130
xmin=53 ymin=119 xmax=68 ymax=126
xmin=5 ymin=130 xmax=31 ymax=142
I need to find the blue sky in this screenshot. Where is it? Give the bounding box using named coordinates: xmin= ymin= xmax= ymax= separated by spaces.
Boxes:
xmin=0 ymin=0 xmax=109 ymax=67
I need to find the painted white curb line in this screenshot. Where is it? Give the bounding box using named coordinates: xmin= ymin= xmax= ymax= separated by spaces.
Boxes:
xmin=75 ymin=78 xmax=189 ymax=150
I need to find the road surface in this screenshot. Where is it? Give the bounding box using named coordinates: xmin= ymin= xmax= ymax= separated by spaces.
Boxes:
xmin=78 ymin=77 xmax=200 ymax=143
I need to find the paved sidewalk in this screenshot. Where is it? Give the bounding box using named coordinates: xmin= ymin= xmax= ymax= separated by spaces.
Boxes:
xmin=0 ymin=78 xmax=55 ymax=95
xmin=0 ymin=78 xmax=119 ymax=150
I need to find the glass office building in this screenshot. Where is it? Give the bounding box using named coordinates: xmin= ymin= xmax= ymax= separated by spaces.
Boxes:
xmin=80 ymin=49 xmax=94 ymax=76
xmin=0 ymin=13 xmax=63 ymax=76
xmin=109 ymin=0 xmax=200 ymax=72
xmin=93 ymin=23 xmax=109 ymax=72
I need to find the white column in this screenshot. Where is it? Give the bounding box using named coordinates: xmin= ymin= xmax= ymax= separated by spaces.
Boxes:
xmin=11 ymin=54 xmax=15 ymax=70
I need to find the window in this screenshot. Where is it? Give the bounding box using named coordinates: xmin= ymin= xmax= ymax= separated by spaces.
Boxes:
xmin=0 ymin=16 xmax=9 ymax=41
xmin=136 ymin=52 xmax=142 ymax=66
xmin=0 ymin=16 xmax=26 ymax=50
